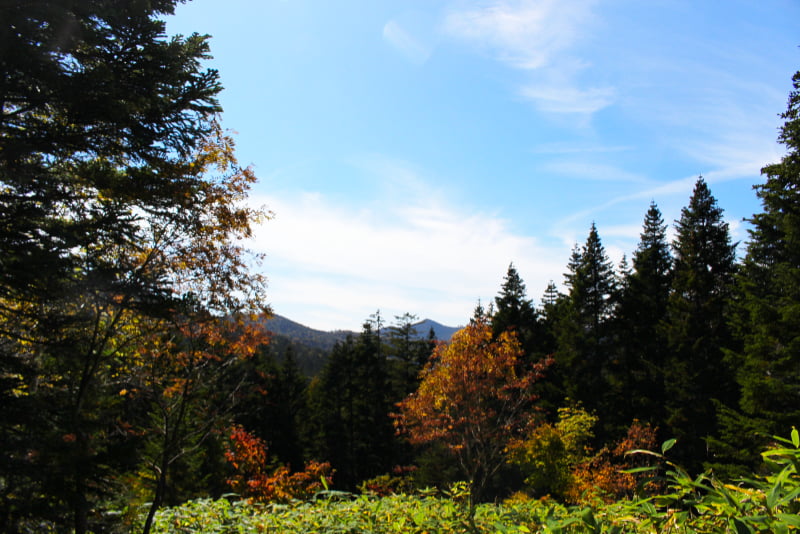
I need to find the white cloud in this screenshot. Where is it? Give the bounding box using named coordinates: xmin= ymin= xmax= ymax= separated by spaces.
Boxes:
xmin=443 ymin=0 xmax=591 ymax=70
xmin=249 ymin=166 xmax=568 ymax=331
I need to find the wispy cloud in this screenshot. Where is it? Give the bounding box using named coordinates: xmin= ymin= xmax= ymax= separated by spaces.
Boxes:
xmin=542 ymin=161 xmax=651 ymax=184
xmin=613 ymin=43 xmax=788 ymax=184
xmin=443 ymin=0 xmax=589 ymax=69
xmin=531 ymin=142 xmax=632 ymax=155
xmin=383 ymin=20 xmax=432 ymax=65
xmin=443 ymin=0 xmax=612 ymax=115
xmin=520 ymin=83 xmax=615 ymax=114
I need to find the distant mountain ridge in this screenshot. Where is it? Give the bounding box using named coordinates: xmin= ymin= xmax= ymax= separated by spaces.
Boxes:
xmin=263 ymin=315 xmax=352 ymax=351
xmin=263 ymin=314 xmax=459 ymax=352
xmin=406 ymin=319 xmax=461 ymax=341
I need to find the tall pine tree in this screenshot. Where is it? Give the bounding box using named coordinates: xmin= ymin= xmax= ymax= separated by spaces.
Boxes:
xmin=663 ymin=177 xmax=737 ymax=472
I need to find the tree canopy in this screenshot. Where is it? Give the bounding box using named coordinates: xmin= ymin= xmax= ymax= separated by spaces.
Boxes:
xmin=0 ymin=3 xmax=270 ymax=532
xmin=395 ymin=318 xmax=551 ymax=505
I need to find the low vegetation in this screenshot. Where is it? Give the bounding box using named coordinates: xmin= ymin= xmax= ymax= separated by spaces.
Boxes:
xmin=141 ymin=430 xmax=800 ymax=533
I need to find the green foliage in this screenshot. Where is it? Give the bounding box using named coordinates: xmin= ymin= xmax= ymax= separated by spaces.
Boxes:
xmin=507 ymin=405 xmax=598 ymax=499
xmin=143 ymin=430 xmax=800 ymax=534
xmin=139 ymin=489 xmax=612 ymax=534
xmin=623 ymin=429 xmax=800 ymax=533
xmin=358 ymin=468 xmax=418 ymax=497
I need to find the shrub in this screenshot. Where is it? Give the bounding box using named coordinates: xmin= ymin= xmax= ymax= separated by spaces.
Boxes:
xmin=568 ymin=419 xmax=660 ymax=503
xmin=224 ymin=425 xmax=333 ymax=503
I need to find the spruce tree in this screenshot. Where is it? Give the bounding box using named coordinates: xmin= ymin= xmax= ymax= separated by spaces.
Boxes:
xmin=493 ymin=263 xmax=541 ymax=358
xmin=720 ymin=71 xmax=800 ymax=470
xmin=386 ymin=313 xmax=434 ymax=398
xmin=234 ymin=346 xmax=309 ymax=470
xmin=306 ymin=321 xmax=395 ymax=489
xmin=535 ymin=281 xmax=567 ymax=416
xmin=539 ymin=281 xmax=564 ymax=354
xmin=556 ymin=224 xmax=618 ymax=418
xmin=663 ymin=177 xmax=737 ymax=471
xmin=614 ymin=202 xmax=673 ymax=430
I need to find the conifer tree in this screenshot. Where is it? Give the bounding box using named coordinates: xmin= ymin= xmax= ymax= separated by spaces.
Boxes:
xmin=538 ymin=280 xmax=564 ymax=358
xmin=556 ymin=224 xmax=618 ymax=418
xmin=720 ymin=71 xmax=800 ymax=470
xmin=306 ymin=321 xmax=395 ymax=489
xmin=493 ymin=263 xmax=541 ymax=359
xmin=662 ymin=177 xmax=737 ymax=471
xmin=536 ymin=281 xmax=567 ymax=416
xmin=233 ymin=346 xmax=309 ymax=471
xmin=0 ymin=4 xmax=269 ymax=530
xmin=385 ymin=313 xmax=432 ymax=398
xmin=613 ymin=202 xmax=673 ymax=430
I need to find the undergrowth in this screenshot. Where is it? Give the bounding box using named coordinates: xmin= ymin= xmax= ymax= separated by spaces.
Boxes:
xmin=140 ymin=429 xmax=800 ymax=533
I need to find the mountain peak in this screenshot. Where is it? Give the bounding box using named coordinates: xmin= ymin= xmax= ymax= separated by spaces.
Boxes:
xmin=411 ymin=318 xmax=460 ymax=341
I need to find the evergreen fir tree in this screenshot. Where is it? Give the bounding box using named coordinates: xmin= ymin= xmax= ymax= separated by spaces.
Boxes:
xmin=556 ymin=224 xmax=618 ymax=421
xmin=613 ymin=202 xmax=673 ymax=431
xmin=538 ymin=280 xmax=563 ymax=358
xmin=720 ymin=71 xmax=800 ymax=472
xmin=231 ymin=345 xmax=308 ymax=470
xmin=274 ymin=348 xmax=309 ymax=469
xmin=492 ymin=263 xmax=541 ymax=359
xmin=535 ymin=281 xmax=568 ymax=417
xmin=542 ymin=280 xmax=561 ymax=309
xmin=386 ymin=313 xmax=433 ymax=398
xmin=306 ymin=321 xmax=395 ymax=489
xmin=663 ymin=177 xmax=737 ymax=471
xmin=0 ymin=4 xmax=235 ymax=530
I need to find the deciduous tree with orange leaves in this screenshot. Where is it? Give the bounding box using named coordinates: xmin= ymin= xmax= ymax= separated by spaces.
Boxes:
xmin=395 ymin=317 xmax=552 ymax=508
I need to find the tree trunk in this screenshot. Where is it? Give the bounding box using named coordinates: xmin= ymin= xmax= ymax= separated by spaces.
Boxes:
xmin=141 ymin=460 xmax=167 ymax=534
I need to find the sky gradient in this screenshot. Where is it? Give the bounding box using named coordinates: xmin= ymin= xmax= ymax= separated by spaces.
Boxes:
xmin=167 ymin=0 xmax=799 ymax=331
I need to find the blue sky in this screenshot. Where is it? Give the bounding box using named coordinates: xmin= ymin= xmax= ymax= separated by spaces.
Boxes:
xmin=167 ymin=0 xmax=799 ymax=332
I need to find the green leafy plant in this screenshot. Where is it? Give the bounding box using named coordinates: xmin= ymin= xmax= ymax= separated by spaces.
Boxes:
xmin=624 ymin=428 xmax=800 ymax=533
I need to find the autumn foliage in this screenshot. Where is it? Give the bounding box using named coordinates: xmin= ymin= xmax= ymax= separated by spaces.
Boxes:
xmin=567 ymin=420 xmax=660 ymax=503
xmin=225 ymin=425 xmax=333 ymax=503
xmin=395 ymin=318 xmax=552 ymax=502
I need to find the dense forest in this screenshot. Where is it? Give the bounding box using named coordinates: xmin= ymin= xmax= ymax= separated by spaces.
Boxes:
xmin=1 ymin=2 xmax=799 ymax=533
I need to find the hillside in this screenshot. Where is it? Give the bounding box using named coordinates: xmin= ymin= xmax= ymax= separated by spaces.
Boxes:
xmin=263 ymin=314 xmax=353 ymax=352
xmin=263 ymin=314 xmax=459 ymax=350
